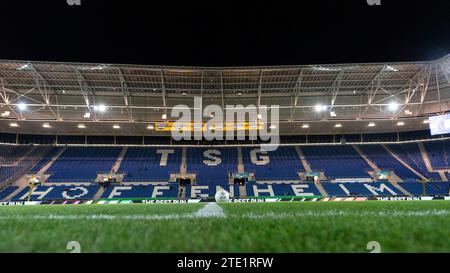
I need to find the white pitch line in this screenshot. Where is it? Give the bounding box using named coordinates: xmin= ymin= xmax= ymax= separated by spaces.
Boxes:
xmin=193 ymin=202 xmax=226 ymax=218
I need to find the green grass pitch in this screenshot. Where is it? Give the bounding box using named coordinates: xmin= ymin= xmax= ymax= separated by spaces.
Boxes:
xmin=0 ymin=201 xmax=449 ymax=253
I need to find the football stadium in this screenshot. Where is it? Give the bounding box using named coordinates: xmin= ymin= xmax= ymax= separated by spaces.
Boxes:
xmin=0 ymin=55 xmax=450 ymax=253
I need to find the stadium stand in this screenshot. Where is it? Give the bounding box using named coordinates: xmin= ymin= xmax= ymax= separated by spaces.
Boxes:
xmin=359 ymin=145 xmax=421 ymax=181
xmin=120 ymin=147 xmax=182 ymax=182
xmin=186 ymin=183 xmax=238 ymax=199
xmin=186 ymin=148 xmax=237 ymax=185
xmin=0 ymin=186 xmax=18 ymax=200
xmin=29 ymin=147 xmax=63 ymax=173
xmin=388 ymin=143 xmax=441 ymax=181
xmin=321 ymin=182 xmax=403 ymax=197
xmin=0 ymin=145 xmax=54 ymax=186
xmin=100 ymin=184 xmax=179 ymax=199
xmin=10 ymin=185 xmax=100 ymax=201
xmin=423 ymin=140 xmax=450 ymax=170
xmin=46 ymin=147 xmax=122 ymax=182
xmin=241 ymin=147 xmax=304 ymax=181
xmin=245 ymin=183 xmax=322 ymax=197
xmin=398 ymin=182 xmax=450 ymax=196
xmin=301 ymin=145 xmax=371 ymax=179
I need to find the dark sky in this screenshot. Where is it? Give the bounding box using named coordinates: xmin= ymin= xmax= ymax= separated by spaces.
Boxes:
xmin=0 ymin=0 xmax=449 ymax=66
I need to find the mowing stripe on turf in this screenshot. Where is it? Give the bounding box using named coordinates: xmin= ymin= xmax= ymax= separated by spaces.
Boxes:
xmin=0 ymin=209 xmax=449 ymax=221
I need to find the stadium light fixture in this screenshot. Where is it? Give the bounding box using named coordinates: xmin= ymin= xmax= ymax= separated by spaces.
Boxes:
xmin=161 ymin=113 xmax=167 ymax=120
xmin=257 ymin=114 xmax=262 ymax=120
xmin=94 ymin=104 xmax=107 ymax=112
xmin=269 ymin=125 xmax=277 ymax=129
xmin=368 ymin=122 xmax=376 ymax=127
xmin=113 ymin=124 xmax=121 ymax=129
xmin=1 ymin=111 xmax=10 ymax=117
xmin=423 ymin=119 xmax=430 ymax=124
xmin=83 ymin=112 xmax=91 ymax=118
xmin=315 ymin=105 xmax=327 ymax=112
xmin=388 ymin=101 xmax=400 ymax=112
xmin=10 ymin=122 xmax=19 ymax=128
xmin=78 ymin=124 xmax=86 ymax=129
xmin=330 ymin=111 xmax=337 ymax=117
xmin=334 ymin=123 xmax=342 ymax=128
xmin=147 ymin=124 xmax=154 ymax=130
xmin=302 ymin=124 xmax=310 ymax=129
xmin=42 ymin=123 xmax=51 ymax=128
xmin=17 ymin=103 xmax=27 ymax=111
xmin=397 ymin=121 xmax=405 ymax=126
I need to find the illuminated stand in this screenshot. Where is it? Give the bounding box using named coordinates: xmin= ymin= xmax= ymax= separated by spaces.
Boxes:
xmin=26 ymin=174 xmax=42 ymax=202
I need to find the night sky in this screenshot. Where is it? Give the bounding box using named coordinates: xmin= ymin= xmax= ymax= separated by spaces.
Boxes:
xmin=0 ymin=0 xmax=449 ymax=66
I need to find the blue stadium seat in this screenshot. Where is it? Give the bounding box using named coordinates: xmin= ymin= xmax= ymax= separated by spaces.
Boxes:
xmin=399 ymin=182 xmax=450 ymax=196
xmin=185 ymin=183 xmax=238 ymax=198
xmin=359 ymin=145 xmax=421 ymax=181
xmin=245 ymin=183 xmax=321 ymax=197
xmin=46 ymin=147 xmax=122 ymax=183
xmin=186 ymin=148 xmax=237 ymax=185
xmin=301 ymin=145 xmax=371 ymax=179
xmin=0 ymin=186 xmax=18 ymax=200
xmin=10 ymin=185 xmax=100 ymax=201
xmin=101 ymin=184 xmax=179 ymax=199
xmin=242 ymin=147 xmax=304 ymax=181
xmin=423 ymin=140 xmax=450 ymax=170
xmin=321 ymin=182 xmax=403 ymax=197
xmin=388 ymin=143 xmax=441 ymax=181
xmin=120 ymin=147 xmax=182 ymax=182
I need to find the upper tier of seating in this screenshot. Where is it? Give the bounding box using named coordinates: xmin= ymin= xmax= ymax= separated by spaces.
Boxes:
xmin=242 ymin=147 xmax=304 ymax=181
xmin=388 ymin=143 xmax=441 ymax=181
xmin=0 ymin=145 xmax=54 ymax=186
xmin=186 ymin=148 xmax=237 ymax=185
xmin=46 ymin=147 xmax=122 ymax=182
xmin=301 ymin=145 xmax=371 ymax=179
xmin=423 ymin=140 xmax=450 ymax=170
xmin=359 ymin=145 xmax=421 ymax=181
xmin=29 ymin=147 xmax=62 ymax=173
xmin=120 ymin=148 xmax=182 ymax=182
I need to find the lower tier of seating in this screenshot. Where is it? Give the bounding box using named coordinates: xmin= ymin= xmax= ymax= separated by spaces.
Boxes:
xmin=245 ymin=183 xmax=322 ymax=197
xmin=321 ymin=182 xmax=404 ymax=197
xmin=9 ymin=185 xmax=100 ymax=201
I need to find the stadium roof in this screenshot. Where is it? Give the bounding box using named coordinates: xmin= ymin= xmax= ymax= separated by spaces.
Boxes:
xmin=0 ymin=55 xmax=449 ymax=136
